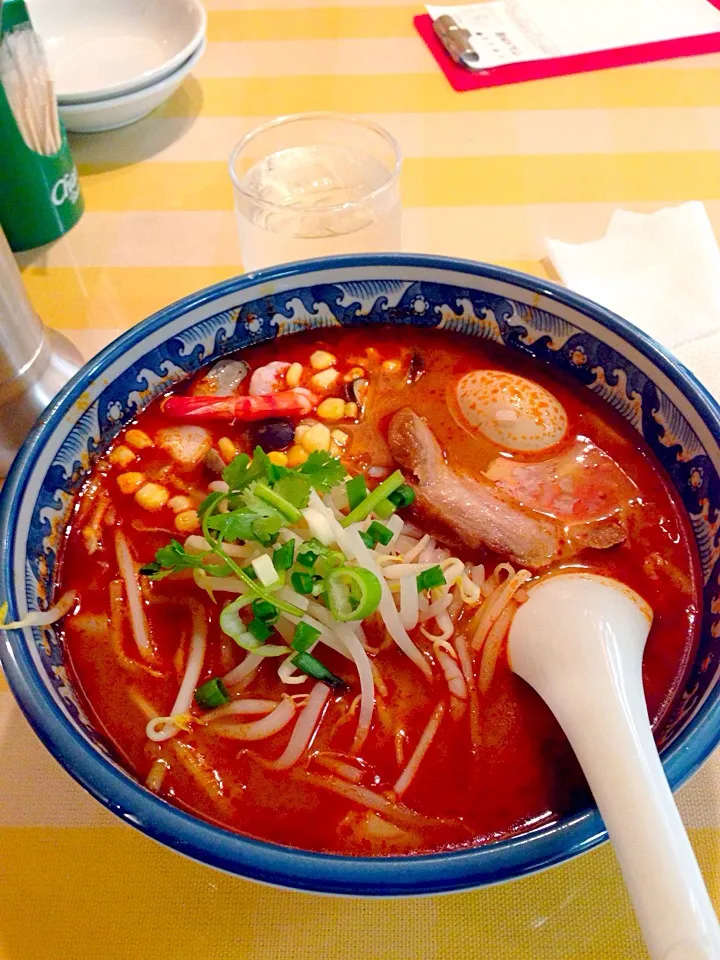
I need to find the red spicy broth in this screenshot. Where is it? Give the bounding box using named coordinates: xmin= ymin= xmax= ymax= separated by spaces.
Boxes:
xmin=58 ymin=327 xmax=700 ymax=855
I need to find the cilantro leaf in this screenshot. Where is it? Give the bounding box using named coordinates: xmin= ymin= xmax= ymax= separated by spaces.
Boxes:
xmin=207 ymin=510 xmax=282 ymax=546
xmin=299 ymin=451 xmax=346 ymax=493
xmin=221 ymin=452 xmax=250 ymax=489
xmin=142 ymin=540 xmax=229 ymax=580
xmin=222 ymin=446 xmax=271 ymax=491
xmin=207 ymin=485 xmax=286 ymax=546
xmin=274 ymin=473 xmax=311 ymax=509
xmin=265 ymin=459 xmax=292 ymax=484
xmin=155 ymin=539 xmax=205 ymax=570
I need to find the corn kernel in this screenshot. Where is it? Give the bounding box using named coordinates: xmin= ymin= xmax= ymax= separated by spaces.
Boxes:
xmin=343 ymin=366 xmax=365 ymax=382
xmin=125 ymin=429 xmax=153 ymax=450
xmin=287 ymin=444 xmax=309 ymax=467
xmin=301 ymin=422 xmax=331 ymax=453
xmin=286 ymin=362 xmax=303 ymax=388
xmin=268 ymin=451 xmax=289 ymax=467
xmin=310 ymin=350 xmax=336 ymax=371
xmin=344 ymin=401 xmax=359 ymax=420
xmin=117 ymin=472 xmax=145 ymax=495
xmin=310 ymin=368 xmax=339 ymax=392
xmin=168 ymin=495 xmax=193 ymax=514
xmin=109 ymin=445 xmax=136 ymax=468
xmin=135 ymin=482 xmax=170 ymax=512
xmin=317 ymin=397 xmax=346 ymax=422
xmin=218 ymin=437 xmax=238 ymax=463
xmin=175 ymin=509 xmax=200 ymax=532
xmin=294 ymin=423 xmax=311 ymax=442
xmin=331 ymin=429 xmax=349 ymax=447
xmin=382 ymin=359 xmax=401 ymax=373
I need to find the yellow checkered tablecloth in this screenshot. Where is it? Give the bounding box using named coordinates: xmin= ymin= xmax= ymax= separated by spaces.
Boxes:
xmin=5 ymin=1 xmax=720 ymax=957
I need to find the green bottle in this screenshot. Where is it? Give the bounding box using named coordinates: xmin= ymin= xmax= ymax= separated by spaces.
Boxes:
xmin=0 ymin=0 xmax=83 ymax=251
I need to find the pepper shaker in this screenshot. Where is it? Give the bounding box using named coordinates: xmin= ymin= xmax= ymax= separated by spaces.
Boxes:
xmin=0 ymin=222 xmax=83 ymax=474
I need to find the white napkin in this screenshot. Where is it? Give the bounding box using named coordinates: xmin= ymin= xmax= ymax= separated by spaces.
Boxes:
xmin=545 ymin=202 xmax=720 ymax=395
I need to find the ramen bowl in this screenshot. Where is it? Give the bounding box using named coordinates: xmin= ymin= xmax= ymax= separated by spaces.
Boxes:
xmin=2 ymin=254 xmax=720 ymax=896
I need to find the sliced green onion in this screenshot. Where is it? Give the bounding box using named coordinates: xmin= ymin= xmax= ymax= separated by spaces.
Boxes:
xmin=253 ymin=644 xmax=292 ymax=658
xmin=417 ymin=565 xmax=446 ymax=592
xmin=254 ymin=482 xmax=303 ymax=523
xmin=388 ymin=484 xmax=415 ymax=509
xmin=251 ymin=553 xmax=280 ymax=587
xmin=248 ymin=617 xmax=273 ymax=642
xmin=219 ymin=594 xmax=256 ymax=649
xmin=195 ymin=678 xmax=230 ymax=709
xmin=374 ymin=498 xmax=396 ymax=520
xmin=367 ymin=520 xmax=393 ymax=546
xmin=252 ymin=599 xmax=279 ymax=623
xmin=358 ymin=531 xmax=374 ymax=549
xmin=291 ymin=571 xmax=314 ymax=594
xmin=273 ymin=540 xmax=295 ymax=572
xmin=341 ymin=470 xmax=404 ymax=527
xmin=291 ymin=650 xmax=345 ymax=689
xmin=345 ymin=474 xmax=367 ymax=511
xmin=297 ymin=547 xmax=320 ymax=569
xmin=291 ymin=621 xmax=321 ymax=653
xmin=327 ymin=566 xmax=382 ymax=622
xmin=242 ymin=564 xmax=258 ymax=581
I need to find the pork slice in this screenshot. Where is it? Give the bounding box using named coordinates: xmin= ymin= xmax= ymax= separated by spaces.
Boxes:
xmin=387 ymin=409 xmax=626 ymax=570
xmin=388 ymin=409 xmax=561 ymax=569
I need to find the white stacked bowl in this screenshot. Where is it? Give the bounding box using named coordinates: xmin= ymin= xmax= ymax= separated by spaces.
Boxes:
xmin=28 ymin=0 xmax=207 ymax=132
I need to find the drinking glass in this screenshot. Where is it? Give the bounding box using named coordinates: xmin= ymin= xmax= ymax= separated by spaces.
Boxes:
xmin=229 ymin=112 xmax=402 ymax=272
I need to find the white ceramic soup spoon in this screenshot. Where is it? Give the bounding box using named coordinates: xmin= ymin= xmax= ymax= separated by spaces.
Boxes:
xmin=508 ymin=572 xmax=720 ymax=960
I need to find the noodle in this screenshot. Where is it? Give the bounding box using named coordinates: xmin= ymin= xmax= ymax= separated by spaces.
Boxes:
xmin=261 ymin=683 xmax=329 ymax=770
xmin=434 ymin=641 xmax=468 ymax=719
xmin=145 ymin=599 xmax=207 ymax=742
xmin=455 ymin=630 xmax=481 ymax=758
xmin=210 ymin=698 xmax=296 ymax=740
xmin=109 ymin=580 xmax=159 ymax=676
xmin=394 ymin=728 xmax=407 ymax=766
xmin=145 ymin=757 xmax=169 ymax=793
xmin=2 ymin=589 xmax=76 ymax=629
xmin=470 ymin=568 xmax=532 ymax=651
xmin=115 ymin=531 xmax=153 ymax=660
xmin=420 ymin=610 xmax=454 ymax=643
xmin=223 ymin=651 xmax=263 ymax=690
xmin=313 ymin=754 xmax=364 ymax=783
xmin=200 ymin=698 xmax=277 ymax=724
xmin=402 ymin=534 xmax=431 ymax=563
xmin=394 ymin=702 xmax=445 ymax=799
xmin=478 ymin=601 xmax=517 ymax=695
xmin=171 ymin=740 xmax=233 ymax=815
xmin=399 ymin=574 xmax=420 ymax=631
xmin=303 ymin=599 xmax=374 ymax=753
xmin=299 ymin=771 xmax=469 ymax=834
xmin=369 ymin=659 xmax=388 ymax=699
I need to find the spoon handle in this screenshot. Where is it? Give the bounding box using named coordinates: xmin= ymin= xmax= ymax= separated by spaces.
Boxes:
xmin=567 ymin=676 xmax=718 ymax=959
xmin=514 ymin=592 xmax=720 ymax=960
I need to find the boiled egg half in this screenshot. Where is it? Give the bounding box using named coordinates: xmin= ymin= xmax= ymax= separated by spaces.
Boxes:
xmin=455 ymin=370 xmax=568 ymax=453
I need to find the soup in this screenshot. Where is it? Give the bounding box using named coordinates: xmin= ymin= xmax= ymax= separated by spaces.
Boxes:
xmin=45 ymin=327 xmax=699 ymax=854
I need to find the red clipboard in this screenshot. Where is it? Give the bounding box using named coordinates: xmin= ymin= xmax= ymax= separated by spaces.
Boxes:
xmin=414 ymin=8 xmax=720 ymax=91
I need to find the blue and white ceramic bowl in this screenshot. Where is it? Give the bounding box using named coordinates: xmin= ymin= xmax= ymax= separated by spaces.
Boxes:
xmin=2 ymin=254 xmax=720 ymax=896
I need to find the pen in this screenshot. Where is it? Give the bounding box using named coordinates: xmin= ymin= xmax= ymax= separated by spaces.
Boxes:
xmin=432 ymin=14 xmax=480 ymax=70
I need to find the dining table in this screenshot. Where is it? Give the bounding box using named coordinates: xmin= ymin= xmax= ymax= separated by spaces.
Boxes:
xmin=3 ymin=0 xmax=720 ymax=957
